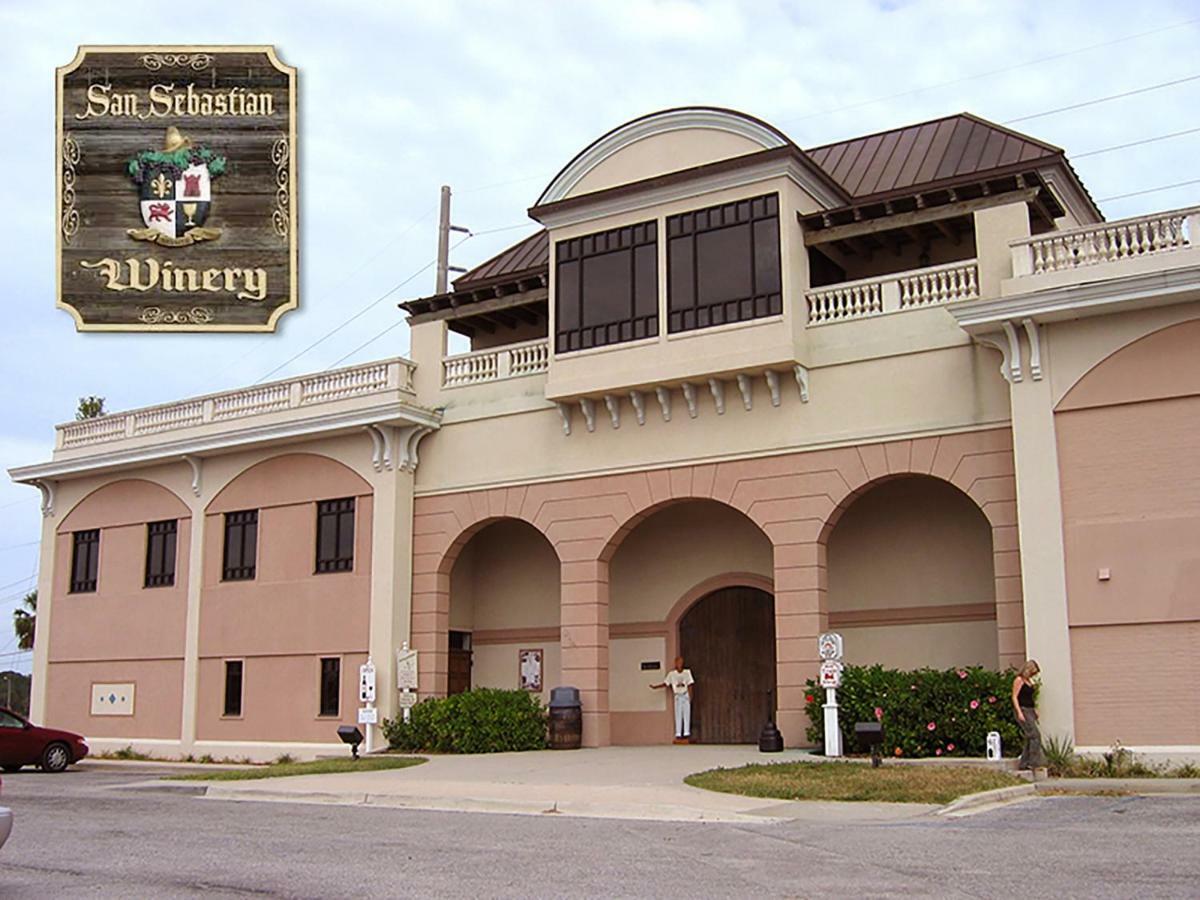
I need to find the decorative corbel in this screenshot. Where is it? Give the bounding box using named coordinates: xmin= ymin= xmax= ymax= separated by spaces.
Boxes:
xmin=681 ymin=383 xmax=699 ymax=418
xmin=579 ymin=398 xmax=596 ymax=433
xmin=793 ymin=365 xmax=810 ymax=403
xmin=708 ymin=378 xmax=725 ymax=415
xmin=735 ymin=374 xmax=753 ymax=411
xmin=1001 ymin=320 xmax=1024 ymax=383
xmin=555 ymin=401 xmax=572 ymax=436
xmin=34 ymin=479 xmax=55 ymax=518
xmin=765 ymin=370 xmax=782 ymax=407
xmin=628 ymin=391 xmax=646 ymax=426
xmin=365 ymin=424 xmax=392 ymax=470
xmin=395 ymin=425 xmax=435 ymax=473
xmin=655 ymin=386 xmax=672 ymax=422
xmin=1021 ymin=318 xmax=1043 ymax=381
xmin=974 ymin=327 xmax=1021 ymax=384
xmin=182 ymin=455 xmax=202 ymax=497
xmin=603 ymin=394 xmax=621 ymax=429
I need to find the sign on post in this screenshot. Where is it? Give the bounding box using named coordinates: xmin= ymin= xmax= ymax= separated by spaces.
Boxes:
xmin=396 ymin=648 xmax=419 ymax=691
xmin=357 ymin=707 xmax=378 ymax=725
xmin=359 ymin=660 xmax=376 ymax=704
xmin=818 ymin=659 xmax=843 ymax=689
xmin=818 ymin=632 xmax=844 ymax=758
xmin=55 ymin=46 xmax=298 ymax=331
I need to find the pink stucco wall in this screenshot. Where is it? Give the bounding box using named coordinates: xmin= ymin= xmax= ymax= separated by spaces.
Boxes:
xmin=1057 ymin=318 xmax=1200 ymax=745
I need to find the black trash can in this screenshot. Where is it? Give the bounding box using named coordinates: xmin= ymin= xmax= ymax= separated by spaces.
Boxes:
xmin=548 ymin=686 xmax=582 ymax=750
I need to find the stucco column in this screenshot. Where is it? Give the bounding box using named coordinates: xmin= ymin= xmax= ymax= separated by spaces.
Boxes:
xmin=772 ymin=539 xmax=827 ymax=746
xmin=560 ymin=557 xmax=610 ymax=747
xmin=974 ymin=202 xmax=1030 ymax=298
xmin=178 ymin=488 xmax=206 ymax=751
xmin=28 ymin=506 xmax=57 ymax=723
xmin=368 ymin=456 xmax=417 ymax=741
xmin=1009 ymin=372 xmax=1076 ymax=742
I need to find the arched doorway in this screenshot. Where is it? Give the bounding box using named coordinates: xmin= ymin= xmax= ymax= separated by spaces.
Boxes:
xmin=679 ymin=586 xmax=776 ymax=743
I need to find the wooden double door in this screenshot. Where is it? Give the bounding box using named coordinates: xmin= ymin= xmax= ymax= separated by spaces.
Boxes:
xmin=678 ymin=586 xmax=776 ymax=744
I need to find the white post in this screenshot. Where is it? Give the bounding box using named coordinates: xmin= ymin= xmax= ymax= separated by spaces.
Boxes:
xmin=823 ymin=687 xmax=842 ymax=757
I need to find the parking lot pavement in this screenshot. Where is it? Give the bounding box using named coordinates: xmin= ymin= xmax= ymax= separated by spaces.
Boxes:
xmin=1 ymin=764 xmax=1198 ymax=898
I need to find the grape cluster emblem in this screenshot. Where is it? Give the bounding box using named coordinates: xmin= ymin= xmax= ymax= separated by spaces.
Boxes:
xmin=126 ymin=125 xmax=226 ymax=247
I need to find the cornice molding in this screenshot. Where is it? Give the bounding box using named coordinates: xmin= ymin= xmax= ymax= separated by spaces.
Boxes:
xmin=10 ymin=402 xmax=441 ymax=484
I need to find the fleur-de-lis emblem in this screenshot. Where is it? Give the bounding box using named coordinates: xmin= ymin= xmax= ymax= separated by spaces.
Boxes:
xmin=150 ymin=172 xmax=171 ymax=198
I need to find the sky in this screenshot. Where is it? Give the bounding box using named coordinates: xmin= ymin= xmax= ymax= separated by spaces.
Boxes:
xmin=0 ymin=0 xmax=1197 ymax=675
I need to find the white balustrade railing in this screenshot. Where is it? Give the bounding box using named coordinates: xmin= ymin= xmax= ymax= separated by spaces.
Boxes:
xmin=807 ymin=260 xmax=979 ymax=325
xmin=443 ymin=339 xmax=549 ymax=387
xmin=1012 ymin=207 xmax=1199 ymax=276
xmin=56 ymin=358 xmax=416 ymax=450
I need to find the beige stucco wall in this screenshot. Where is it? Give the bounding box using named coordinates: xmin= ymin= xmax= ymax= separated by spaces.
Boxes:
xmin=45 ymin=659 xmax=183 ymax=740
xmin=611 ymin=636 xmax=667 ymax=713
xmin=839 ymin=621 xmax=999 ymax=669
xmin=472 ymin=642 xmax=561 ymax=706
xmin=609 ymin=501 xmax=773 ymax=624
xmin=565 ymin=127 xmax=770 ymax=199
xmin=449 ymin=519 xmax=559 ymax=632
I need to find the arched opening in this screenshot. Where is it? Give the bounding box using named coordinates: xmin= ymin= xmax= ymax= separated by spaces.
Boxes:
xmin=679 ymin=586 xmax=776 ymax=743
xmin=827 ymin=475 xmax=998 ymax=668
xmin=607 ymin=499 xmax=774 ymax=744
xmin=447 ymin=518 xmax=560 ymax=701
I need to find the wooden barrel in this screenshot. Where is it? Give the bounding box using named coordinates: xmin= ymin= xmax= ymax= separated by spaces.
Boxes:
xmin=548 ymin=704 xmax=582 ymax=750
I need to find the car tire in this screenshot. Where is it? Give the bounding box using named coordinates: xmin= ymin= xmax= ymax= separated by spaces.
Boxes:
xmin=1 ymin=765 xmax=21 ymax=773
xmin=41 ymin=742 xmax=71 ymax=773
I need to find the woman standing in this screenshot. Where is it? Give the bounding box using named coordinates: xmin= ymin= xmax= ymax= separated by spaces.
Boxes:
xmin=1012 ymin=660 xmax=1046 ymax=770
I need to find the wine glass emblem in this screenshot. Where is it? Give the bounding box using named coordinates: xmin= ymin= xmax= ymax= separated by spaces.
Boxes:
xmin=182 ymin=202 xmax=198 ymax=227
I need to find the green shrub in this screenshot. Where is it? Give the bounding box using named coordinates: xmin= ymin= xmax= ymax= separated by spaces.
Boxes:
xmin=804 ymin=664 xmax=1022 ymax=758
xmin=382 ymin=688 xmax=548 ymax=754
xmin=1044 ymin=733 xmax=1076 ymax=776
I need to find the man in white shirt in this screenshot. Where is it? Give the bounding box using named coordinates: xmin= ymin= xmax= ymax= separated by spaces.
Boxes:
xmin=650 ymin=656 xmax=695 ymax=744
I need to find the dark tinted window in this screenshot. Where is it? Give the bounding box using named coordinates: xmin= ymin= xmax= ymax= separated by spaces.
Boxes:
xmin=667 ymin=193 xmax=782 ymax=333
xmin=555 ymin=221 xmax=658 ymax=352
xmin=222 ymin=510 xmax=258 ymax=581
xmin=223 ymin=660 xmax=243 ymax=717
xmin=144 ymin=519 xmax=178 ymax=588
xmin=316 ymin=498 xmax=355 ymax=573
xmin=70 ymin=529 xmax=100 ymax=593
xmin=319 ymin=657 xmax=340 ymax=717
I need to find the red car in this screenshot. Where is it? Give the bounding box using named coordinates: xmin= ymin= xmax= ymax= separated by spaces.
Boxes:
xmin=0 ymin=708 xmax=89 ymax=773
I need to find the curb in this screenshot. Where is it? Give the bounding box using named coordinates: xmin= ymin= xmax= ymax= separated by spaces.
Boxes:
xmin=1036 ymin=778 xmax=1200 ymax=795
xmin=937 ymin=784 xmax=1036 ymax=816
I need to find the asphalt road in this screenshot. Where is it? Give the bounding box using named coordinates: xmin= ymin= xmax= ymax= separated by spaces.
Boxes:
xmin=1 ymin=764 xmax=1198 ymax=898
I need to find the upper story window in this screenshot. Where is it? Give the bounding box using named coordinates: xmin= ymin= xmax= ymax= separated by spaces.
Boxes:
xmin=316 ymin=498 xmax=355 ymax=574
xmin=554 ymin=221 xmax=658 ymax=353
xmin=667 ymin=193 xmax=781 ymax=333
xmin=144 ymin=519 xmax=178 ymax=588
xmin=222 ymin=510 xmax=258 ymax=582
xmin=70 ymin=529 xmax=100 ymax=593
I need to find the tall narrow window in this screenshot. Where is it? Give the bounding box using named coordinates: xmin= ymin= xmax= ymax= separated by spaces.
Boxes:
xmin=223 ymin=660 xmax=243 ymax=717
xmin=554 ymin=220 xmax=658 ymax=353
xmin=70 ymin=529 xmax=100 ymax=593
xmin=319 ymin=657 xmax=341 ymax=717
xmin=316 ymin=498 xmax=355 ymax=573
xmin=667 ymin=192 xmax=781 ymax=333
xmin=144 ymin=519 xmax=178 ymax=588
xmin=222 ymin=510 xmax=258 ymax=581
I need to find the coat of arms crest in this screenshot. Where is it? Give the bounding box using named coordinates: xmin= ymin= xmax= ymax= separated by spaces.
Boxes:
xmin=126 ymin=126 xmax=226 ymax=247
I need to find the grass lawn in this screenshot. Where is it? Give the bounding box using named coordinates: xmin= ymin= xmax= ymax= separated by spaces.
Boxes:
xmin=685 ymin=761 xmax=1023 ymax=804
xmin=172 ymin=756 xmax=426 ymax=782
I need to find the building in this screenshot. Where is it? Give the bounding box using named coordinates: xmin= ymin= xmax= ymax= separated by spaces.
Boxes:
xmin=12 ymin=107 xmax=1200 ymax=759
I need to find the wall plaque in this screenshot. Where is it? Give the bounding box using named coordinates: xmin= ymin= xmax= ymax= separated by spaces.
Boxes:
xmin=56 ymin=46 xmax=298 ymax=331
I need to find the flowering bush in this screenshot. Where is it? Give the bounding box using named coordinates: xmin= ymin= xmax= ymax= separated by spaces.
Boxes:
xmin=804 ymin=665 xmax=1022 ymax=758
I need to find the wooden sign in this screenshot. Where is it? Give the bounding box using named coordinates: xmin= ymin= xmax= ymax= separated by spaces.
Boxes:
xmin=56 ymin=46 xmax=298 ymax=331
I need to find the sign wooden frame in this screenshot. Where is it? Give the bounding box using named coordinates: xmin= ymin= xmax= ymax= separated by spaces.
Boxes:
xmin=55 ymin=45 xmax=298 ymax=331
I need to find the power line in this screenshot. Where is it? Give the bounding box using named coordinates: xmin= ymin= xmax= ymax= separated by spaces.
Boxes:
xmin=0 ymin=574 xmax=36 ymax=595
xmin=1096 ymin=178 xmax=1200 ymax=202
xmin=325 ymin=321 xmax=407 ymax=370
xmin=782 ymin=17 xmax=1200 ymax=126
xmin=1004 ymin=73 xmax=1200 ymax=124
xmin=1073 ymin=126 xmax=1200 ymax=159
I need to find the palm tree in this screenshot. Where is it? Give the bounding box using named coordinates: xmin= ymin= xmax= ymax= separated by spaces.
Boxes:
xmin=13 ymin=590 xmax=35 ymax=651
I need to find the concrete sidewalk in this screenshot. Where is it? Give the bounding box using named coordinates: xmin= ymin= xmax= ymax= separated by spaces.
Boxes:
xmin=160 ymin=745 xmax=941 ymax=823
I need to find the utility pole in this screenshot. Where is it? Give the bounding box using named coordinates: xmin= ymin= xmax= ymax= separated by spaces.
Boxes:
xmin=435 ymin=185 xmax=471 ymax=294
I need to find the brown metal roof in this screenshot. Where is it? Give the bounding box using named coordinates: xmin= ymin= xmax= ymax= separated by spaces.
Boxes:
xmin=452 ymin=229 xmax=548 ymax=290
xmin=807 ymin=113 xmax=1062 ymax=201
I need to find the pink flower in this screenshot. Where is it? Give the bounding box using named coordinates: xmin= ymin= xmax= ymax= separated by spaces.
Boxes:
xmin=987 ymin=696 xmax=997 ymax=704
xmin=927 ymin=721 xmax=936 ymax=731
xmin=894 ymin=747 xmax=903 ymax=757
xmin=935 ymin=748 xmax=943 ymax=756
xmin=947 ymin=743 xmax=955 ymax=751
xmin=805 ymin=694 xmax=814 ymax=703
xmin=970 ymin=699 xmax=980 ymax=710
xmin=874 ymin=707 xmax=884 ymax=721
xmin=957 ymin=670 xmax=968 ymax=679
